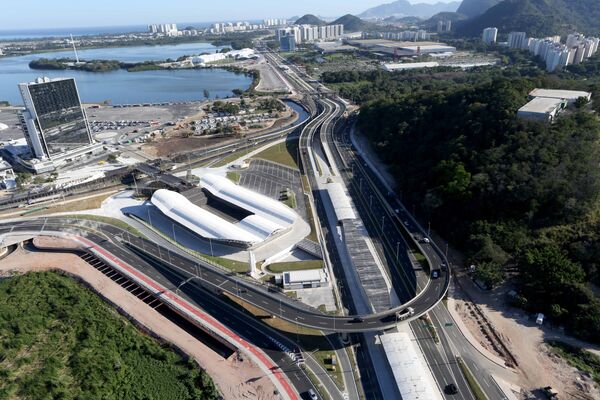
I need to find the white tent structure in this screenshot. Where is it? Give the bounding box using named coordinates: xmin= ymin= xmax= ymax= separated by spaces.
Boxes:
xmin=200 ymin=173 xmax=297 ymax=226
xmin=151 ymin=189 xmax=289 ymax=246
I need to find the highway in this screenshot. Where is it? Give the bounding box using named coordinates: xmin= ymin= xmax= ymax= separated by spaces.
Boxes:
xmin=0 ymin=215 xmax=444 ymax=333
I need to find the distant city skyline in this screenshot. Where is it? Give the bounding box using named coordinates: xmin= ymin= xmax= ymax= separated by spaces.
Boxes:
xmin=0 ymin=0 xmax=457 ymax=30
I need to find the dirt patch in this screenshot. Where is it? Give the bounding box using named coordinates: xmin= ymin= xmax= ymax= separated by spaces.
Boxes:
xmin=0 ymin=241 xmax=280 ymax=400
xmin=451 ymin=272 xmax=600 ymax=399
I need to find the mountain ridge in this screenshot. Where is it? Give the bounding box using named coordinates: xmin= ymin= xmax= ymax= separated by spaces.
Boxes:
xmin=359 ymin=0 xmax=460 ymax=19
xmin=456 ymin=0 xmax=502 ymax=18
xmin=457 ymin=0 xmax=600 ymax=37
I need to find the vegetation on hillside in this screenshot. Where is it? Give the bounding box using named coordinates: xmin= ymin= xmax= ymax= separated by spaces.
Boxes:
xmin=0 ymin=272 xmax=219 ymax=400
xmin=330 ymin=14 xmax=372 ymax=32
xmin=293 ymin=14 xmax=326 ymax=26
xmin=457 ymin=0 xmax=600 ymax=37
xmin=351 ymin=71 xmax=600 ymax=343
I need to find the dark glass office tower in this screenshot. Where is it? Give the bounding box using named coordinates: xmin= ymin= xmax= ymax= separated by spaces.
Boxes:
xmin=19 ymin=77 xmax=92 ymax=160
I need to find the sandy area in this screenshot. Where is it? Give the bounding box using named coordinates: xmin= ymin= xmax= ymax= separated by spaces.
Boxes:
xmin=450 ymin=268 xmax=600 ymax=399
xmin=0 ymin=237 xmax=280 ymax=400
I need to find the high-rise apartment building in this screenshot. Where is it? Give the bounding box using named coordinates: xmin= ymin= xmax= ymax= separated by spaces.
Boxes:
xmin=508 ymin=32 xmax=527 ymax=49
xmin=18 ymin=77 xmax=93 ymax=161
xmin=482 ymin=27 xmax=498 ymax=45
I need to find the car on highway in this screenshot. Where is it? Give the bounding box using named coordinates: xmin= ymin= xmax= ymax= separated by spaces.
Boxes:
xmin=445 ymin=383 xmax=458 ymax=395
xmin=350 ymin=317 xmax=364 ymax=323
xmin=431 ymin=270 xmax=440 ymax=279
xmin=421 ymin=237 xmax=430 ymax=244
xmin=306 ymin=388 xmax=319 ymax=400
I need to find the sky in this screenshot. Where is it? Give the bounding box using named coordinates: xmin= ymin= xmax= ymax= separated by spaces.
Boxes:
xmin=0 ymin=0 xmax=457 ymax=30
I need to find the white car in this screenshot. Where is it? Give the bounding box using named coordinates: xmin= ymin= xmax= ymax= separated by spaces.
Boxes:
xmin=307 ymin=389 xmax=319 ymax=400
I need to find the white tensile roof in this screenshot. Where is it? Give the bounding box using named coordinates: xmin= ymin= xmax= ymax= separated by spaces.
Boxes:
xmin=379 ymin=332 xmax=438 ymax=400
xmin=327 ymin=182 xmax=356 ymax=221
xmin=201 ymin=173 xmax=297 ymax=226
xmin=152 ymin=189 xmax=260 ymax=244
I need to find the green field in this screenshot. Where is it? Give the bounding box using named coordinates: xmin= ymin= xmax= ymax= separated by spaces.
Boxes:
xmin=266 ymin=260 xmax=324 ymax=273
xmin=253 ymin=138 xmax=299 ymax=169
xmin=0 ymin=272 xmax=219 ymax=400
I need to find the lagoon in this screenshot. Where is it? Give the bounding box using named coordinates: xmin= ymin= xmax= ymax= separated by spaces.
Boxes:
xmin=0 ymin=42 xmax=252 ymax=105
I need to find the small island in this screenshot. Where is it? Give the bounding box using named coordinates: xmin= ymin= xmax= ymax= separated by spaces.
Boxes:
xmin=29 ymin=58 xmax=167 ymax=72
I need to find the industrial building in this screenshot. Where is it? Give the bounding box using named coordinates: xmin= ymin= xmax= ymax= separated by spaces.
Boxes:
xmin=517 ymin=88 xmax=591 ymax=122
xmin=517 ymin=97 xmax=567 ymax=122
xmin=17 ymin=77 xmax=102 ymax=172
xmin=528 ymin=88 xmax=591 ymax=104
xmin=346 ymin=39 xmax=456 ymax=57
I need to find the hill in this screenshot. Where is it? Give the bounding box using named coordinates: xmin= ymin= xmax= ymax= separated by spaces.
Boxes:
xmin=331 ymin=14 xmax=372 ymax=32
xmin=458 ymin=0 xmax=600 ymax=37
xmin=424 ymin=11 xmax=469 ymax=27
xmin=294 ymin=14 xmax=326 ymax=26
xmin=456 ymin=0 xmax=502 ymax=18
xmin=359 ymin=0 xmax=460 ymax=19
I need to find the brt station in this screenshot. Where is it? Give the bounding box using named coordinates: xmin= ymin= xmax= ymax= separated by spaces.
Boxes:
xmin=139 ymin=172 xmax=325 ymax=285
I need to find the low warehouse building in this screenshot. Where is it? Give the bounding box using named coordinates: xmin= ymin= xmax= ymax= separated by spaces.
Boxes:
xmin=283 ymin=269 xmax=328 ymax=290
xmin=529 ymin=88 xmax=591 ymax=104
xmin=517 ymin=97 xmax=567 ymax=122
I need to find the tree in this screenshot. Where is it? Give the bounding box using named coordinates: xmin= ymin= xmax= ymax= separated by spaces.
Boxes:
xmin=521 ymin=245 xmax=585 ymax=291
xmin=574 ymin=96 xmax=589 ymax=108
xmin=474 ymin=262 xmax=504 ymax=289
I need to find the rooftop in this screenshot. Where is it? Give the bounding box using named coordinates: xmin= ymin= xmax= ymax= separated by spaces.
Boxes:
xmin=283 ymin=269 xmax=325 ymax=284
xmin=529 ymin=88 xmax=592 ymax=101
xmin=380 ymin=332 xmax=438 ymax=400
xmin=518 ymin=97 xmax=565 ymax=114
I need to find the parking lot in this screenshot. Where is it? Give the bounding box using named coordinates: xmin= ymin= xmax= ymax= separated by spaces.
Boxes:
xmin=0 ymin=108 xmax=24 ymax=141
xmin=239 ymin=159 xmax=307 ymax=219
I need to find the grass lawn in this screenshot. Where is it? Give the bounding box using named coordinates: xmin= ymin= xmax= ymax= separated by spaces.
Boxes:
xmin=413 ymin=251 xmax=430 ymax=270
xmin=266 ymin=260 xmax=324 ymax=273
xmin=457 ymin=357 xmax=486 ymax=400
xmin=201 ymin=254 xmax=249 ymax=273
xmin=283 ymin=191 xmax=297 ymax=209
xmin=253 ymin=138 xmax=299 ymax=169
xmin=0 ymin=272 xmax=219 ymax=400
xmin=28 ymin=192 xmax=116 ymax=215
xmin=226 ymin=171 xmax=241 ymax=183
xmin=212 ymin=148 xmax=254 ymax=167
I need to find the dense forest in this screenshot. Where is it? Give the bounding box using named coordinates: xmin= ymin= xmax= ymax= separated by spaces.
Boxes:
xmin=352 ymin=71 xmax=600 ymax=343
xmin=0 ymin=272 xmax=219 ymax=399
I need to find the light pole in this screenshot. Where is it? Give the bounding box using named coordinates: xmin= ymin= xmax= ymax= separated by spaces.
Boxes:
xmin=208 ymin=237 xmax=214 ymax=257
xmin=396 ymin=242 xmax=400 ymax=260
xmin=428 ymin=221 xmax=431 ymax=237
xmin=381 ymin=216 xmax=385 ymax=232
xmin=172 ymin=223 xmax=177 ymax=243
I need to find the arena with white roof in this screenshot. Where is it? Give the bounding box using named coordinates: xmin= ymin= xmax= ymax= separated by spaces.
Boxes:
xmin=151 ymin=173 xmax=298 ymax=248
